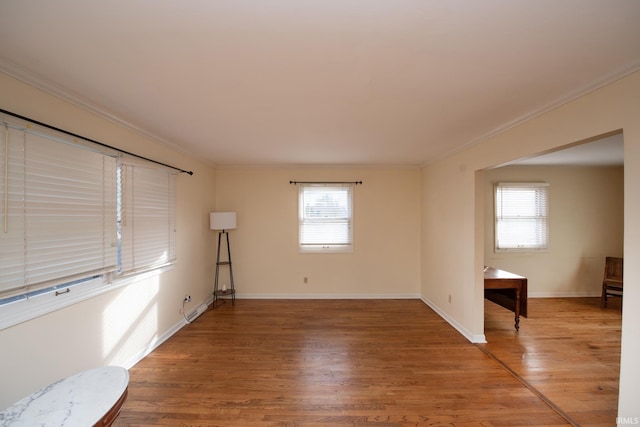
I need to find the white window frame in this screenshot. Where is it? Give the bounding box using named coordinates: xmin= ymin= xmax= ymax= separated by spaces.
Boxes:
xmin=0 ymin=113 xmax=177 ymax=331
xmin=495 ymin=182 xmax=549 ymax=252
xmin=298 ymin=183 xmax=354 ymax=253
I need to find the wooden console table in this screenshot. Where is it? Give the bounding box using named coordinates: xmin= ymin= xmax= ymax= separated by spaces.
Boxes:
xmin=484 ymin=266 xmax=528 ymax=331
xmin=0 ymin=366 xmax=129 ymax=426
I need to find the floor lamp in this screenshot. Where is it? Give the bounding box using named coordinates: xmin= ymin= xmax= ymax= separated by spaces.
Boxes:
xmin=210 ymin=212 xmax=236 ymax=308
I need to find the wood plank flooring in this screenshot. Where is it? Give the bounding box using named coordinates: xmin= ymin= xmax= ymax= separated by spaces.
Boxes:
xmin=115 ymin=299 xmax=572 ymax=426
xmin=482 ymin=297 xmax=622 ymax=427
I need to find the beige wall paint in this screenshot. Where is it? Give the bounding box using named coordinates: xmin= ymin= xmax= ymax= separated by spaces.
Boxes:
xmin=215 ymin=167 xmax=421 ymax=297
xmin=421 ymin=70 xmax=640 ymax=419
xmin=0 ymin=72 xmax=218 ymax=408
xmin=421 ymin=160 xmax=478 ymax=336
xmin=484 ymin=165 xmax=624 ymax=297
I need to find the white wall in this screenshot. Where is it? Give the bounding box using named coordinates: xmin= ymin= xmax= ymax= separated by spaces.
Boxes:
xmin=0 ymin=72 xmax=218 ymax=409
xmin=484 ymin=165 xmax=624 ymax=297
xmin=420 ymin=70 xmax=640 ymax=420
xmin=215 ymin=167 xmax=422 ymax=297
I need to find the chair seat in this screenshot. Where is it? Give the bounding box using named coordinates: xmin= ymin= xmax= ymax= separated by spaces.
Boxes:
xmin=601 ymin=257 xmax=623 ymax=307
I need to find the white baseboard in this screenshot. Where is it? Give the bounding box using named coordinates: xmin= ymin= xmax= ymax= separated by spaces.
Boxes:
xmin=120 ymin=290 xmax=606 ymax=370
xmin=420 ymin=297 xmax=486 ymax=344
xmin=121 ymin=294 xmax=215 ymax=370
xmin=529 ymin=292 xmax=601 ymax=298
xmin=121 ymin=316 xmax=185 ymax=370
xmin=418 ymin=293 xmax=601 ymax=345
xmin=236 ymin=293 xmax=420 ymax=299
xmin=121 ymin=293 xmax=482 ymax=370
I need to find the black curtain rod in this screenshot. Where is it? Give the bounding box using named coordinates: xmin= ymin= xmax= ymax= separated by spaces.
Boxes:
xmin=290 ymin=180 xmax=362 ymax=185
xmin=0 ymin=108 xmax=194 ymax=175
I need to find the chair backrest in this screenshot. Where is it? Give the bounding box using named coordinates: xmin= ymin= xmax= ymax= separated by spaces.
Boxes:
xmin=604 ymin=257 xmax=623 ymax=282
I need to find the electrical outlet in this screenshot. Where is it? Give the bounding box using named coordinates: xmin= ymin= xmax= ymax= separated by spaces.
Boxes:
xmin=448 ymin=294 xmax=452 ymax=303
xmin=184 ymin=295 xmax=191 ymax=303
xmin=303 ymin=277 xmax=308 ymax=284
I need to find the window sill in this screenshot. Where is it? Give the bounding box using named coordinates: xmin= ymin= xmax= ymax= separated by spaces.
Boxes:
xmin=0 ymin=264 xmax=174 ymax=332
xmin=299 ymin=246 xmax=354 ymax=254
xmin=495 ymin=248 xmax=549 ymax=253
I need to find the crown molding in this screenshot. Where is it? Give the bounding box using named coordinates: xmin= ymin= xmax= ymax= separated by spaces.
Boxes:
xmin=3 ymin=57 xmax=638 ymax=171
xmin=421 ymin=60 xmax=640 ymax=168
xmin=0 ymin=60 xmax=197 ymax=160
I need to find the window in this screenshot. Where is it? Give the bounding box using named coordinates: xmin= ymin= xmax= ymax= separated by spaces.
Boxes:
xmin=298 ymin=184 xmax=353 ymax=252
xmin=0 ymin=124 xmax=118 ymax=304
xmin=118 ymin=161 xmax=176 ymax=274
xmin=495 ymin=182 xmax=549 ymax=251
xmin=0 ymin=114 xmax=176 ymax=329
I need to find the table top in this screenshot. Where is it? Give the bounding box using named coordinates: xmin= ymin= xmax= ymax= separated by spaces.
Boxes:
xmin=484 ymin=266 xmax=526 ymax=280
xmin=0 ymin=366 xmax=129 ymax=427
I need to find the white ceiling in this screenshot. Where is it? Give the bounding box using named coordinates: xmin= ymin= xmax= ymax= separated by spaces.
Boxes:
xmin=1 ymin=1 xmax=639 ymax=167
xmin=510 ymin=133 xmax=624 ymax=166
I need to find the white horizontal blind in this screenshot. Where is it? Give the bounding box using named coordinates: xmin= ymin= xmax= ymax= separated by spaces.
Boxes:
xmin=299 ymin=184 xmax=353 ymax=251
xmin=495 ymin=182 xmax=549 ymax=250
xmin=119 ymin=163 xmax=176 ymax=274
xmin=0 ymin=124 xmax=118 ymax=300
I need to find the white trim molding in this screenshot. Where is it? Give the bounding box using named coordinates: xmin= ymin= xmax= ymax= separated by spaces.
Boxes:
xmin=420 ymin=296 xmax=487 ymax=344
xmin=235 ymin=293 xmax=421 ymax=300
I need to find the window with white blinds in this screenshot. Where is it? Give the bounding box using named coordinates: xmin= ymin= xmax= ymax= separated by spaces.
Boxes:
xmin=0 ymin=124 xmax=118 ymax=302
xmin=298 ymin=184 xmax=353 ymax=252
xmin=495 ymin=182 xmax=549 ymax=251
xmin=118 ymin=162 xmax=176 ymax=274
xmin=1 ymin=113 xmax=178 ymax=329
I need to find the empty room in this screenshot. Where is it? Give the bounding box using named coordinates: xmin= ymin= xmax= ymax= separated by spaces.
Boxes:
xmin=1 ymin=2 xmax=640 ymax=426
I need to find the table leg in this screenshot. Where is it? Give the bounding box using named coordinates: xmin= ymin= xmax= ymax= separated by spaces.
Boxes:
xmin=514 ymin=288 xmax=521 ymax=331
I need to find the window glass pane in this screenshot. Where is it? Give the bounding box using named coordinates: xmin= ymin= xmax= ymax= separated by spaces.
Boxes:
xmin=495 ymin=183 xmax=548 ymax=250
xmin=299 ymin=184 xmax=353 ymax=251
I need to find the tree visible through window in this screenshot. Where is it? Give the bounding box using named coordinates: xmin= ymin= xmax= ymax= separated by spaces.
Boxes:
xmin=298 ymin=184 xmax=353 ymax=252
xmin=495 ymin=182 xmax=549 ymax=251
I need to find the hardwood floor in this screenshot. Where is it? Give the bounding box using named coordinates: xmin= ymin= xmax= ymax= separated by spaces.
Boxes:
xmin=482 ymin=297 xmax=622 ymax=427
xmin=115 ymin=299 xmax=573 ymax=426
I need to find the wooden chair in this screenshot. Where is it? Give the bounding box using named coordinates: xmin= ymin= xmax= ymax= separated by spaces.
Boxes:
xmin=601 ymin=256 xmax=623 ymax=307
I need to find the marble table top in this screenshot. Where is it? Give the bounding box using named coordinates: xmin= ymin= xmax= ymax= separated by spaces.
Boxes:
xmin=0 ymin=366 xmax=129 ymax=426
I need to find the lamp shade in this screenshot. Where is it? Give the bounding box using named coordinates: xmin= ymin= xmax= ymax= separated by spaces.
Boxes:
xmin=210 ymin=212 xmax=237 ymax=231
